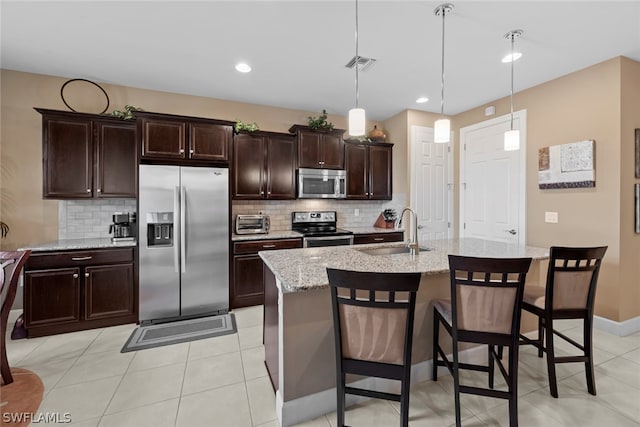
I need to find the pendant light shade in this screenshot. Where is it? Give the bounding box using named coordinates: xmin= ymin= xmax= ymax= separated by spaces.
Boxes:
xmin=504 ymin=129 xmax=520 ymax=151
xmin=348 ymin=108 xmax=366 ymax=136
xmin=434 ymin=3 xmax=453 ymax=143
xmin=348 ymin=0 xmax=366 ymax=136
xmin=434 ymin=118 xmax=451 ymax=143
xmin=504 ymin=29 xmax=523 ymax=151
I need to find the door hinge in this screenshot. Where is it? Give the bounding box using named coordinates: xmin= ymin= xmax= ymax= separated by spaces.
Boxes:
xmin=447 ymin=222 xmax=450 ymax=228
xmin=447 ymin=146 xmax=451 ymax=153
xmin=463 ymin=223 xmax=466 ymax=230
xmin=464 ymin=143 xmax=467 ymax=151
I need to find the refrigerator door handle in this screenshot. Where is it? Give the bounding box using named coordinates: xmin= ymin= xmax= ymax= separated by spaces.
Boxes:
xmin=180 ymin=185 xmax=187 ymax=273
xmin=173 ymin=186 xmax=180 ymax=273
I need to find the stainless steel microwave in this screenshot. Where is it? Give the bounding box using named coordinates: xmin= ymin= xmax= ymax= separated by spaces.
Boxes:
xmin=298 ymin=168 xmax=347 ymax=199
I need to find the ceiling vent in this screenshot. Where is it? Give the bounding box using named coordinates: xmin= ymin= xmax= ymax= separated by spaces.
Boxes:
xmin=345 ymin=56 xmax=376 ymax=72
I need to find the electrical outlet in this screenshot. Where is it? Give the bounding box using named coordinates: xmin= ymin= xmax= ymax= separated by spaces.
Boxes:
xmin=354 ymin=209 xmax=360 ymax=217
xmin=545 ymin=211 xmax=558 ymax=223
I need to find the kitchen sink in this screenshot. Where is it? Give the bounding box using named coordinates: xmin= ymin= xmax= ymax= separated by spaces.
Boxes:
xmin=357 ymin=246 xmax=433 ymax=256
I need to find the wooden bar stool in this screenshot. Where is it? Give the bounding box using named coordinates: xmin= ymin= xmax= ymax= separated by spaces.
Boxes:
xmin=327 ymin=268 xmax=421 ymax=427
xmin=432 ymin=255 xmax=532 ymax=427
xmin=1 ymin=250 xmax=31 ymax=385
xmin=520 ymin=246 xmax=607 ymax=398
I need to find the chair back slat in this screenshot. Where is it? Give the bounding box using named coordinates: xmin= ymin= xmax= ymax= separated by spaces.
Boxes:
xmin=1 ymin=251 xmax=31 ymax=314
xmin=449 ymin=255 xmax=532 ymax=335
xmin=546 ymin=246 xmax=607 ymax=311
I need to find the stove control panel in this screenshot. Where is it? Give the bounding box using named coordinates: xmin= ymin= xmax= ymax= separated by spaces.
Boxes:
xmin=292 ymin=211 xmax=336 ymax=223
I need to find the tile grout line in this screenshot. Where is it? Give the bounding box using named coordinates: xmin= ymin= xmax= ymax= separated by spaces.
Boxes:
xmin=174 ymin=341 xmax=192 ymax=427
xmin=98 ymin=343 xmax=139 ymax=425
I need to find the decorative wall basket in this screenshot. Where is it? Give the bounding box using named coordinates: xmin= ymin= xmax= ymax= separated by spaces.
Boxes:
xmin=60 ymin=78 xmax=110 ymax=114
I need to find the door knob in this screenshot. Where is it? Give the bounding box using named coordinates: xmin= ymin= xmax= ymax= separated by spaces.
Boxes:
xmin=417 ymin=225 xmax=424 ymax=229
xmin=505 ymin=229 xmax=517 ymax=235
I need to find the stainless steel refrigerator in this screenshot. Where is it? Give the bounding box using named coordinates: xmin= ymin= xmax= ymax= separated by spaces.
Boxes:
xmin=138 ymin=165 xmax=229 ymax=323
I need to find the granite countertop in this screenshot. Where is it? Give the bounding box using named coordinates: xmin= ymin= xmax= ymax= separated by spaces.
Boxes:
xmin=232 ymin=231 xmax=303 ymax=242
xmin=19 ymin=238 xmax=137 ymax=252
xmin=347 ymin=226 xmax=404 ymax=234
xmin=259 ymin=238 xmax=549 ymax=293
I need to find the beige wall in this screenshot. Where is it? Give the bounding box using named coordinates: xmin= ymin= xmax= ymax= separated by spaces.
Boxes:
xmin=454 ymin=57 xmax=636 ymax=321
xmin=0 ymin=69 xmax=384 ymax=250
xmin=619 ymin=57 xmax=640 ymax=321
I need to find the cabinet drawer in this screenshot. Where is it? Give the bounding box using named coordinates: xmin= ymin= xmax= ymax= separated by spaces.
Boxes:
xmin=26 ymin=248 xmax=134 ymax=269
xmin=353 ymin=232 xmax=404 ymax=245
xmin=234 ymin=238 xmax=302 ymax=255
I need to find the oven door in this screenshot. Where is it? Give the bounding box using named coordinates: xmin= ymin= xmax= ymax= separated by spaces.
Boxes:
xmin=303 ymin=235 xmax=354 ymax=248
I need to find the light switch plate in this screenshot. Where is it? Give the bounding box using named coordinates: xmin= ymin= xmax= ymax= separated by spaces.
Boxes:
xmin=354 ymin=208 xmax=360 ymax=217
xmin=545 ymin=211 xmax=558 ymax=223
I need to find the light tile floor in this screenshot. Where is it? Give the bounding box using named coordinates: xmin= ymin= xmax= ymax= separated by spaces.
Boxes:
xmin=6 ymin=308 xmax=640 ymax=427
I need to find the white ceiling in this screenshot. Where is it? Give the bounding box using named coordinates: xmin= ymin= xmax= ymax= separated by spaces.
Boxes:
xmin=2 ymin=1 xmax=640 ymax=121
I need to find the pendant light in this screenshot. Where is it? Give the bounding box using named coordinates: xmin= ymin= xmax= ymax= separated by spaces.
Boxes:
xmin=434 ymin=3 xmax=453 ymax=143
xmin=504 ymin=29 xmax=523 ymax=151
xmin=348 ymin=0 xmax=365 ymax=136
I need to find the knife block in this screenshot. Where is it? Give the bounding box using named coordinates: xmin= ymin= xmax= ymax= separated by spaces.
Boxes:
xmin=374 ymin=213 xmax=396 ymax=229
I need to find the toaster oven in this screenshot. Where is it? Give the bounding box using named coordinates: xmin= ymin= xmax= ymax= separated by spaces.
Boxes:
xmin=235 ymin=214 xmax=270 ymax=234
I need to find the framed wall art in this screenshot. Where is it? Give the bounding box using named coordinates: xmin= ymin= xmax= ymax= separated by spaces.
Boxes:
xmin=635 ymin=128 xmax=639 ymax=179
xmin=538 ymin=140 xmax=595 ymax=189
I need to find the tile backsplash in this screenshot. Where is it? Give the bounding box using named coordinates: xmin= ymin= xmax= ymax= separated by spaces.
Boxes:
xmin=232 ymin=193 xmax=406 ymax=231
xmin=59 ymin=199 xmax=137 ymax=240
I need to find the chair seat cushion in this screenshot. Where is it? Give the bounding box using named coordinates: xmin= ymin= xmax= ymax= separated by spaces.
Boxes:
xmin=523 ymin=286 xmax=546 ymax=309
xmin=433 ymin=299 xmax=452 ymax=326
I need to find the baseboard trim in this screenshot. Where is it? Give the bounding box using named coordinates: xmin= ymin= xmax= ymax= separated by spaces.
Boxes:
xmin=594 ymin=315 xmax=640 ymax=337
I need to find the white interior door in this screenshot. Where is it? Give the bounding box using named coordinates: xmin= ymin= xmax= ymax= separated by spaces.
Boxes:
xmin=410 ymin=125 xmax=452 ymax=244
xmin=459 ymin=111 xmax=526 ymax=244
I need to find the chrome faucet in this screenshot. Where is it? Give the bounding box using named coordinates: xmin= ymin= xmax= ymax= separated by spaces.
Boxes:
xmin=397 ymin=207 xmax=419 ymax=256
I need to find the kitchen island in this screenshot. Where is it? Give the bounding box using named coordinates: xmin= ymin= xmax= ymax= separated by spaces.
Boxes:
xmin=259 ymin=238 xmax=549 ymax=427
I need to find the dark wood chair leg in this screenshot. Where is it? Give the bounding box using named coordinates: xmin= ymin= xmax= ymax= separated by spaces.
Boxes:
xmin=400 ymin=378 xmax=410 ymax=427
xmin=537 ymin=317 xmax=544 ymax=358
xmin=544 ymin=318 xmax=559 ymax=398
xmin=488 ymin=345 xmax=495 ymax=389
xmin=337 ymin=372 xmax=346 ymax=427
xmin=453 ymin=352 xmax=462 ymax=427
xmin=584 ymin=315 xmax=597 ymax=396
xmin=1 ymin=318 xmax=13 ymax=385
xmin=433 ymin=312 xmax=440 ymax=381
xmin=508 ymin=343 xmax=519 ymax=427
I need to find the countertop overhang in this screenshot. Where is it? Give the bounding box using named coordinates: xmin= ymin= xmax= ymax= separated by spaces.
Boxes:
xmin=259 ymin=238 xmax=549 ymax=293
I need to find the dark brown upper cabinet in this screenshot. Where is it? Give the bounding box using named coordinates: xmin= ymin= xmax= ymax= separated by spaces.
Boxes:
xmin=345 ymin=141 xmax=393 ymax=200
xmin=137 ymin=111 xmax=233 ymax=164
xmin=233 ymin=131 xmax=297 ymax=200
xmin=289 ymin=125 xmax=346 ymax=169
xmin=36 ymin=108 xmax=137 ymax=199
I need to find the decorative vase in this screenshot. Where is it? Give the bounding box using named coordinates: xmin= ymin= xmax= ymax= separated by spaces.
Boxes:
xmin=368 ymin=125 xmax=386 ymax=142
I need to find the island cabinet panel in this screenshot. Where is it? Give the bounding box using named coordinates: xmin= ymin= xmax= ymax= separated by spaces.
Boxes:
xmin=37 ymin=108 xmax=136 ymax=199
xmin=24 ymin=248 xmax=137 ymax=337
xmin=231 ymin=238 xmax=302 ymax=308
xmin=289 ymin=125 xmax=345 ymax=169
xmin=353 ymin=231 xmax=404 ymax=245
xmin=345 ymin=141 xmax=392 ymax=200
xmin=263 ymin=266 xmax=279 ymax=391
xmin=233 ymin=131 xmax=296 ymax=200
xmin=137 ymin=111 xmax=234 ymax=164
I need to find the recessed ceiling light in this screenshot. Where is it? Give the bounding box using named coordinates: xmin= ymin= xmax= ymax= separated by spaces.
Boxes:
xmin=416 ymin=97 xmax=429 ymax=104
xmin=235 ymin=63 xmax=252 ymax=73
xmin=501 ymin=52 xmax=522 ymax=63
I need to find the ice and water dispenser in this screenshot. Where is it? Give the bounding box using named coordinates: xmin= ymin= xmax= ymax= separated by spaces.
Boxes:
xmin=146 ymin=212 xmax=174 ymax=246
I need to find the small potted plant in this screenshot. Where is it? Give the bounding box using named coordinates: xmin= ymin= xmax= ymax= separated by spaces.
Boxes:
xmin=234 ymin=119 xmax=260 ymax=133
xmin=307 ymin=109 xmax=334 ymax=131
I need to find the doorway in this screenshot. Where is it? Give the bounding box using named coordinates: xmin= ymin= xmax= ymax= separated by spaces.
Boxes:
xmin=410 ymin=125 xmax=452 ymax=242
xmin=459 ymin=111 xmax=527 ymax=244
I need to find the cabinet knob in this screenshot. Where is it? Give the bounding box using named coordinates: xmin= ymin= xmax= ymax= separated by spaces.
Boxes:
xmin=97 ymin=188 xmax=101 ymax=193
xmin=85 ymin=272 xmax=90 ymax=278
xmin=370 ymin=192 xmax=373 ymax=196
xmin=179 ymin=149 xmax=185 ymax=154
xmin=86 ymin=189 xmax=91 ymax=193
xmin=365 ymin=192 xmax=369 ymax=196
xmin=73 ymin=273 xmax=79 ymax=279
xmin=267 ymin=191 xmax=271 ymax=195
xmin=260 ymin=191 xmax=264 ymax=195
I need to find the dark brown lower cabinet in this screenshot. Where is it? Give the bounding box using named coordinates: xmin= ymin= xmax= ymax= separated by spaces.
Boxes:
xmin=24 ymin=248 xmax=136 ymax=337
xmin=231 ymin=238 xmax=302 ymax=308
